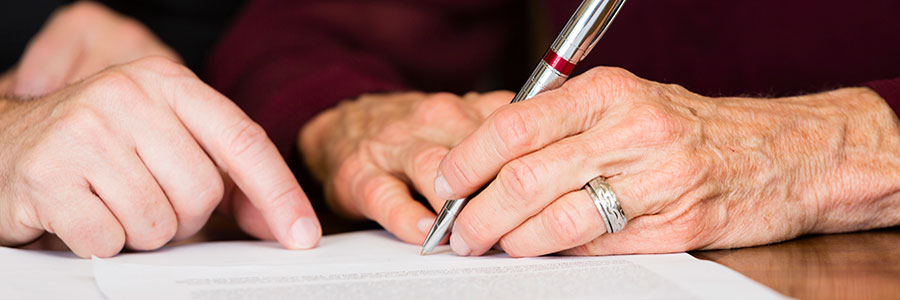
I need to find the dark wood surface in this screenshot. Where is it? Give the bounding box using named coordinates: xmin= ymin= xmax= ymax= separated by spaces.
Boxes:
xmin=691 ymin=227 xmax=900 ymax=300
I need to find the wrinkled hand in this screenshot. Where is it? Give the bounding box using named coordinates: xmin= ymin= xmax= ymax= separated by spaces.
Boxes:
xmin=0 ymin=57 xmax=320 ymax=257
xmin=11 ymin=1 xmax=179 ymax=97
xmin=433 ymin=67 xmax=900 ymax=257
xmin=299 ymin=92 xmax=509 ymax=243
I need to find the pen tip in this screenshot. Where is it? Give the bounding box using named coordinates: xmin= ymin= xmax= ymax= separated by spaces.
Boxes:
xmin=420 ymin=249 xmax=428 ymax=256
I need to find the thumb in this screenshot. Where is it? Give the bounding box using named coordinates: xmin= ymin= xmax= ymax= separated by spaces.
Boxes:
xmin=14 ymin=17 xmax=83 ymax=96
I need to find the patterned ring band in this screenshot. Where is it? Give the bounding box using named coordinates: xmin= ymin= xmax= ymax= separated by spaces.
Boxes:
xmin=583 ymin=176 xmax=627 ymax=233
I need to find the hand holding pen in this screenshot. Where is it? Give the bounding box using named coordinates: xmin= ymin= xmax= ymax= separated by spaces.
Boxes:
xmin=422 ymin=0 xmax=628 ymax=255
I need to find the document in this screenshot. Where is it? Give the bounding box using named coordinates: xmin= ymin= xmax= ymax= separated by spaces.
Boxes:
xmin=0 ymin=246 xmax=102 ymax=299
xmin=92 ymin=230 xmax=786 ymax=300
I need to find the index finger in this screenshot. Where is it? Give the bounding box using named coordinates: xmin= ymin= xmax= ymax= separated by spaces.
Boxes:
xmin=124 ymin=57 xmax=321 ymax=249
xmin=434 ymin=68 xmax=635 ymax=200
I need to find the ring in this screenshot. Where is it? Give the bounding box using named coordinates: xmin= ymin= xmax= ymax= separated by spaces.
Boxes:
xmin=583 ymin=176 xmax=627 ymax=233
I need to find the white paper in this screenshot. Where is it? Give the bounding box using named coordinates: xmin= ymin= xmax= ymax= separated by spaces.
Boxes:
xmin=0 ymin=246 xmax=101 ymax=299
xmin=92 ymin=230 xmax=786 ymax=300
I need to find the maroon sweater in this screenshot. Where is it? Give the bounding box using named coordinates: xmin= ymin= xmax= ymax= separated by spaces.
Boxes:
xmin=206 ymin=0 xmax=900 ymax=159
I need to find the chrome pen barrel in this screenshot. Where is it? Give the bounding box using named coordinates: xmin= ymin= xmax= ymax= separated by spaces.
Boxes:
xmin=552 ymin=0 xmax=627 ymax=63
xmin=511 ymin=0 xmax=626 ymax=104
xmin=420 ymin=0 xmax=627 ymax=256
xmin=510 ymin=60 xmax=567 ymax=103
xmin=420 ymin=198 xmax=468 ymax=255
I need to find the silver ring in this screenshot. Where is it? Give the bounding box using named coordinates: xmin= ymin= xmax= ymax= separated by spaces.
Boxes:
xmin=583 ymin=176 xmax=627 ymax=233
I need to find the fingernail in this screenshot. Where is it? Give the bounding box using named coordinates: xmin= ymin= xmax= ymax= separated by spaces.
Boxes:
xmin=450 ymin=233 xmax=471 ymax=256
xmin=417 ymin=217 xmax=436 ymax=234
xmin=434 ymin=173 xmax=455 ymax=199
xmin=289 ymin=218 xmax=320 ymax=249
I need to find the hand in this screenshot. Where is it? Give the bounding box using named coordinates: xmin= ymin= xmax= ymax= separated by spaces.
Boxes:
xmin=11 ymin=1 xmax=179 ymax=97
xmin=0 ymin=57 xmax=320 ymax=257
xmin=433 ymin=67 xmax=900 ymax=257
xmin=299 ymin=92 xmax=509 ymax=243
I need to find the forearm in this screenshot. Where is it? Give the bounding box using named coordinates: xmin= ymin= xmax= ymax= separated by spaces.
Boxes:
xmin=807 ymin=87 xmax=900 ymax=233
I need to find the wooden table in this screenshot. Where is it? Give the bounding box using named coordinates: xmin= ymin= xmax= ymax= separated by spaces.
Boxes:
xmin=692 ymin=227 xmax=900 ymax=299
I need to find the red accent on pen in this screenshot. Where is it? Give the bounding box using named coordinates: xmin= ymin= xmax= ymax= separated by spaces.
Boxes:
xmin=542 ymin=50 xmax=576 ymax=76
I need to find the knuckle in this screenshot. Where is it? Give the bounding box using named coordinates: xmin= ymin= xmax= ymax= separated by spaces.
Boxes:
xmin=2 ymin=197 xmax=41 ymax=243
xmin=441 ymin=151 xmax=478 ymax=190
xmin=127 ymin=190 xmax=178 ymax=251
xmin=497 ymin=159 xmax=542 ymax=202
xmin=662 ymin=153 xmax=703 ymax=187
xmin=665 ymin=206 xmax=709 ymax=250
xmin=129 ymin=56 xmax=192 ymax=78
xmin=384 ymin=204 xmax=409 ymax=231
xmin=57 ymin=105 xmax=113 ymax=146
xmin=626 ymin=104 xmax=682 ymax=145
xmin=83 ymin=69 xmax=146 ymax=102
xmin=14 ymin=157 xmax=39 ymax=181
xmin=543 ymin=201 xmax=586 ymax=246
xmin=490 ymin=106 xmax=535 ymax=156
xmin=456 ymin=213 xmax=495 ymax=247
xmin=411 ymin=147 xmax=447 ymax=177
xmin=264 ymin=185 xmax=307 ymax=214
xmin=414 ymin=93 xmax=466 ymax=119
xmin=223 ymin=119 xmax=271 ymax=159
xmin=134 ymin=218 xmax=178 ymax=251
xmin=75 ymin=223 xmax=126 ymax=258
xmin=334 ymin=154 xmax=365 ymax=189
xmin=374 ymin=122 xmax=409 ymax=143
xmin=183 ymin=178 xmax=226 ymax=219
xmin=661 ymin=82 xmax=692 ymax=96
xmin=575 ymin=66 xmax=640 ymax=93
xmin=359 ymin=177 xmax=399 ymax=220
xmin=17 ymin=151 xmax=61 ymax=188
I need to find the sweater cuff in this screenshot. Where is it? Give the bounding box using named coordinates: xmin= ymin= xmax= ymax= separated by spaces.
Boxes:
xmin=864 ymin=78 xmax=900 ymax=116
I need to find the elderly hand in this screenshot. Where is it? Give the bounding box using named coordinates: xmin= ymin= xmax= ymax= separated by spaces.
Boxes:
xmin=0 ymin=57 xmax=320 ymax=257
xmin=11 ymin=1 xmax=179 ymax=97
xmin=299 ymin=92 xmax=509 ymax=243
xmin=433 ymin=67 xmax=900 ymax=257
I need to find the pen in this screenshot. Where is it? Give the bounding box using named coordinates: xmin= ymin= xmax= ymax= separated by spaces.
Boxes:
xmin=421 ymin=0 xmax=627 ymax=255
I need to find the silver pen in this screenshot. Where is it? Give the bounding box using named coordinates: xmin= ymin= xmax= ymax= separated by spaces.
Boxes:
xmin=421 ymin=0 xmax=627 ymax=255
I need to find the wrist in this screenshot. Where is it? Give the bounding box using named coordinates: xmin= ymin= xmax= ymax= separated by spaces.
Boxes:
xmin=805 ymin=87 xmax=900 ymax=233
